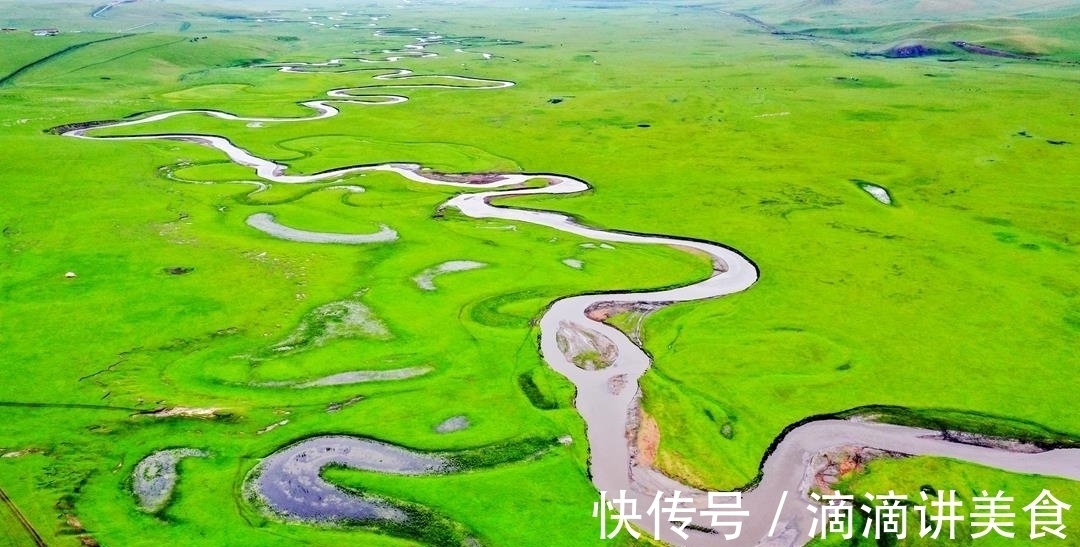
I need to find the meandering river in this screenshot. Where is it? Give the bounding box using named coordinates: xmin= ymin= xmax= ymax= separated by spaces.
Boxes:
xmin=62 ymin=56 xmax=1080 ymax=547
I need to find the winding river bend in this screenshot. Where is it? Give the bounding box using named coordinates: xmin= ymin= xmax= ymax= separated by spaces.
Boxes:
xmin=249 ymin=436 xmax=448 ymax=523
xmin=61 ymin=58 xmax=1080 ymax=547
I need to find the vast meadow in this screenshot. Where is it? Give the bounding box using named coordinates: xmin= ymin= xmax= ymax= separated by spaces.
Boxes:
xmin=1 ymin=1 xmax=1078 ymax=546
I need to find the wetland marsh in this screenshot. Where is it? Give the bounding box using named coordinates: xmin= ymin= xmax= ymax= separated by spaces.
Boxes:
xmin=1 ymin=1 xmax=1079 ymax=546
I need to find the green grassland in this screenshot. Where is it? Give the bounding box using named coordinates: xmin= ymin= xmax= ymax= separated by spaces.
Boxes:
xmin=0 ymin=1 xmax=1078 ymax=546
xmin=810 ymin=456 xmax=1080 ymax=546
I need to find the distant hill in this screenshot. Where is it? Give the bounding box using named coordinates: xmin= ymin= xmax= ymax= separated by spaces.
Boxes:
xmin=733 ymin=0 xmax=1080 ymax=25
xmin=714 ymin=0 xmax=1080 ymax=61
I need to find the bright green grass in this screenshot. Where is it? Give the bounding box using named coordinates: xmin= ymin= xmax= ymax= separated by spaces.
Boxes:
xmin=0 ymin=13 xmax=710 ymax=544
xmin=0 ymin=482 xmax=40 ymax=547
xmin=808 ymin=456 xmax=1080 ymax=546
xmin=0 ymin=2 xmax=1078 ymax=546
xmin=0 ymin=34 xmax=118 ymax=81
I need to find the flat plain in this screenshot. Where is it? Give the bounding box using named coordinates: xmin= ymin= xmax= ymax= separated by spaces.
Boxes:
xmin=1 ymin=1 xmax=1078 ymax=546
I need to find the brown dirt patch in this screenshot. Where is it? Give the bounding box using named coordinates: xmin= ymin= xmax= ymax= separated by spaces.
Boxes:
xmin=585 ymin=301 xmax=636 ymax=322
xmin=811 ymin=445 xmax=902 ymax=494
xmin=147 ymin=407 xmax=219 ymax=419
xmin=418 ymin=169 xmax=508 ymax=184
xmin=635 ymin=407 xmax=660 ymax=467
xmin=65 ymin=515 xmax=85 ymax=532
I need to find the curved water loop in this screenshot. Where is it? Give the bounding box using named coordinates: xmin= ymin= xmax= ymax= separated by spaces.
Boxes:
xmin=249 ymin=436 xmax=447 ymax=522
xmin=245 ymin=212 xmax=397 ymax=244
xmin=59 ymin=50 xmax=1080 ymax=547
